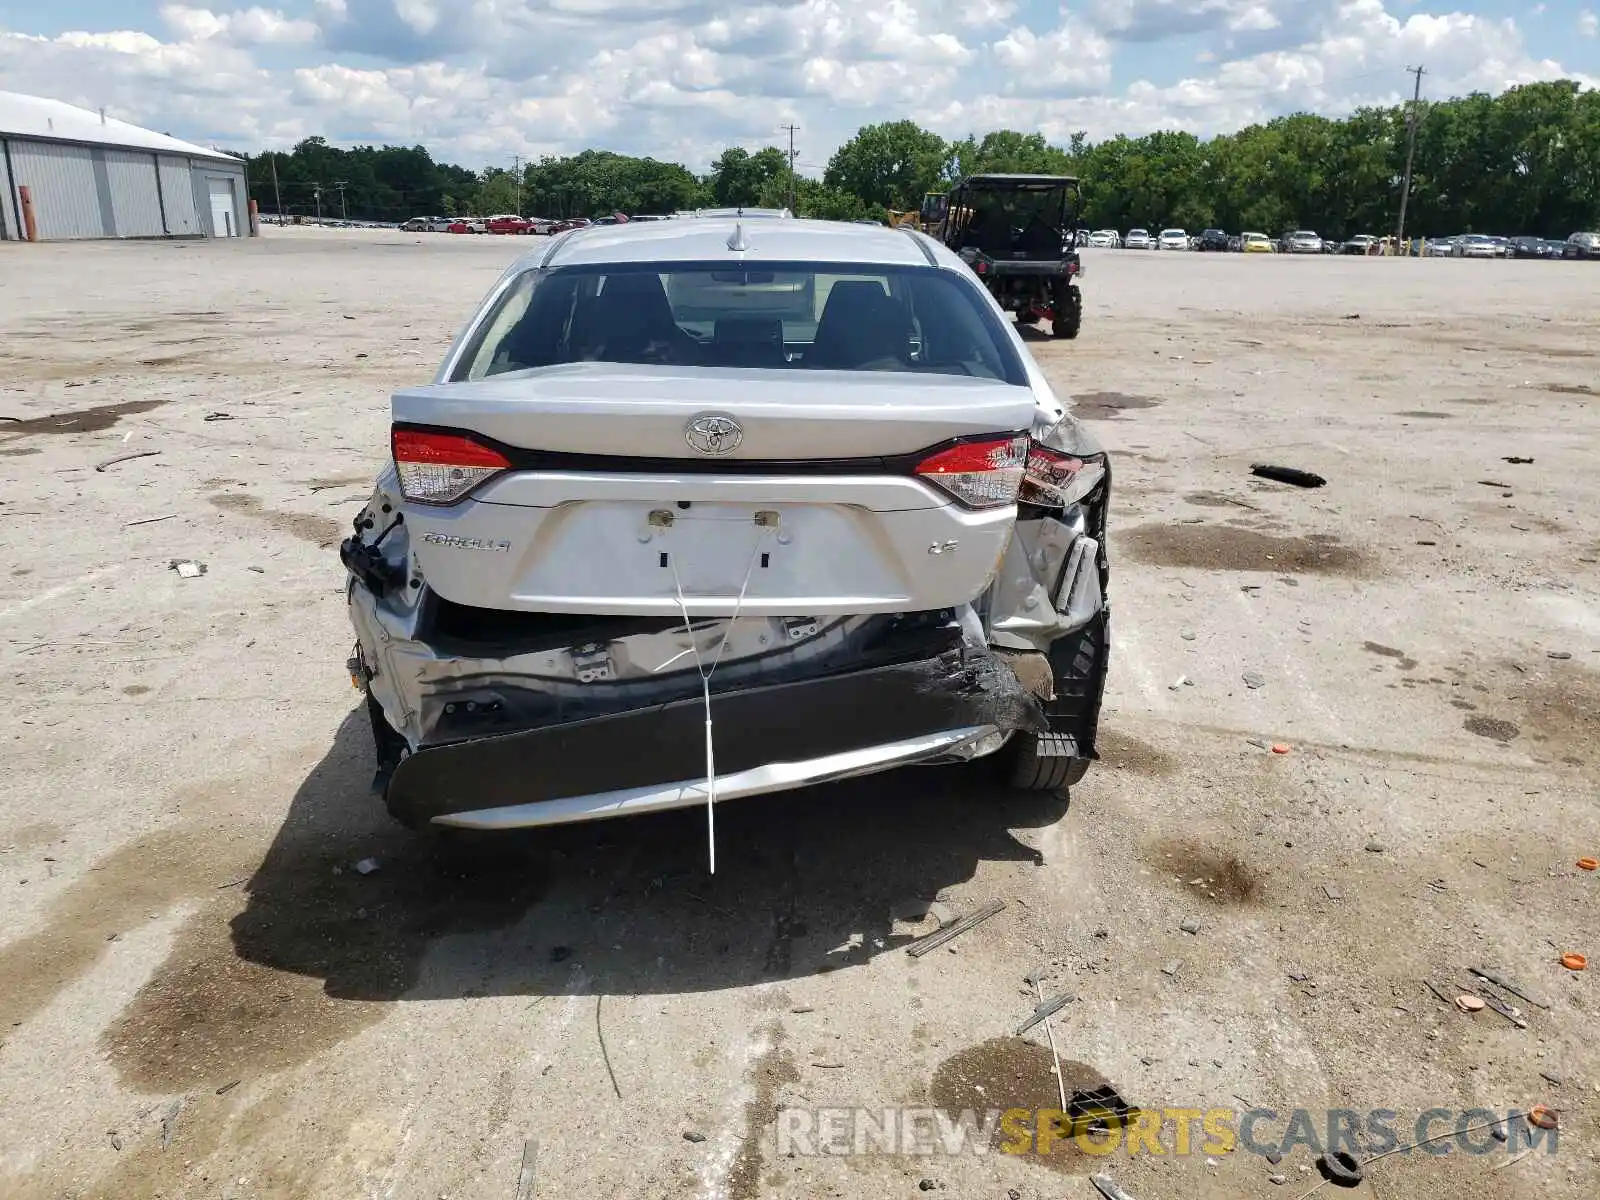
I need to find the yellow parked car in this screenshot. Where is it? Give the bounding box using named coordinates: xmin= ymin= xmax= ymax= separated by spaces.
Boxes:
xmin=1242 ymin=232 xmax=1275 ymax=253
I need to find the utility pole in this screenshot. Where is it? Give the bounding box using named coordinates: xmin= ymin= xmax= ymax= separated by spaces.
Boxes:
xmin=781 ymin=123 xmax=799 ymax=213
xmin=511 ymin=155 xmax=523 ymax=216
xmin=269 ymin=152 xmax=283 ymax=222
xmin=1395 ymin=65 xmax=1425 ymax=256
xmin=313 ymin=183 xmax=322 ymax=223
xmin=333 ymin=179 xmax=349 ymax=220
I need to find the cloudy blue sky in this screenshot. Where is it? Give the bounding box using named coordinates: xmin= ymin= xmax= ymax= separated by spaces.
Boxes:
xmin=1 ymin=2 xmax=1596 ymax=169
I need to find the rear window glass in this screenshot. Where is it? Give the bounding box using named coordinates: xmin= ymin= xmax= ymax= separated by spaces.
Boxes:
xmin=455 ymin=263 xmax=1023 ymax=383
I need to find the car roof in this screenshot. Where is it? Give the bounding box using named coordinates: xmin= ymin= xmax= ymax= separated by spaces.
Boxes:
xmin=525 ymin=217 xmax=938 ymax=269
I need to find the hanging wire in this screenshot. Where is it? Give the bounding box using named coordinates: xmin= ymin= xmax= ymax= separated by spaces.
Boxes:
xmin=665 ymin=523 xmax=775 ymax=874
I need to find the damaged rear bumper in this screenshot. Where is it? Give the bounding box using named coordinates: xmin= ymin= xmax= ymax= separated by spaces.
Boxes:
xmin=383 ymin=640 xmax=1043 ymax=829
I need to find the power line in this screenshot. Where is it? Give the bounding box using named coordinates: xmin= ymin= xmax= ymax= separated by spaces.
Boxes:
xmin=1395 ymin=64 xmax=1425 ymax=253
xmin=333 ymin=179 xmax=349 ymax=220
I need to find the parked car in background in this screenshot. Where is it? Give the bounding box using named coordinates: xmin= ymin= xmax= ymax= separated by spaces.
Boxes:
xmin=1088 ymin=229 xmax=1121 ymax=248
xmin=400 ymin=217 xmax=434 ymax=232
xmin=1280 ymin=230 xmax=1323 ymax=254
xmin=446 ymin=219 xmax=487 ymax=234
xmin=1226 ymin=234 xmax=1243 ymax=252
xmin=426 ymin=217 xmax=455 ymax=232
xmin=342 ymin=217 xmax=1114 ymax=834
xmin=1241 ymin=232 xmax=1274 ymax=253
xmin=549 ymin=218 xmax=592 ymax=234
xmin=1509 ymin=236 xmax=1552 ymax=259
xmin=1452 ymin=234 xmax=1498 ymax=259
xmin=1197 ymin=229 xmax=1229 ymax=252
xmin=1124 ymin=228 xmax=1152 ymax=250
xmin=486 ymin=215 xmax=531 ymax=235
xmin=1564 ymin=232 xmax=1600 ymax=259
xmin=1157 ymin=228 xmax=1189 ymax=251
xmin=1487 ymin=236 xmax=1511 ymax=258
xmin=1341 ymin=235 xmax=1378 ymax=255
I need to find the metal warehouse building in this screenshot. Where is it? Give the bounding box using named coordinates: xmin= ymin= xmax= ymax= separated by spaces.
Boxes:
xmin=1 ymin=91 xmax=252 ymax=242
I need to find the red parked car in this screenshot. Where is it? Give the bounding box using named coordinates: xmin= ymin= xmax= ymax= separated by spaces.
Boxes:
xmin=486 ymin=215 xmax=530 ymax=235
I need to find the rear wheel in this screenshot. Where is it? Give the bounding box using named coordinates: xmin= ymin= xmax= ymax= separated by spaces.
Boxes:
xmin=1053 ymin=283 xmax=1082 ymax=339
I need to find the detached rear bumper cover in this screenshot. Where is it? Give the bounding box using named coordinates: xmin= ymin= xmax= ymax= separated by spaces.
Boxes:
xmin=384 ymin=641 xmax=1044 ymax=829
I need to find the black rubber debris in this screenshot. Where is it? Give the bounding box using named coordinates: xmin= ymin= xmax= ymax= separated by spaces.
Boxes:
xmin=1251 ymin=464 xmax=1327 ymax=488
xmin=1315 ymin=1150 xmax=1364 ymax=1188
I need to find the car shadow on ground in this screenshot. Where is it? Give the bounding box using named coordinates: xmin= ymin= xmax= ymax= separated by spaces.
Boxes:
xmin=229 ymin=708 xmax=1067 ymax=1003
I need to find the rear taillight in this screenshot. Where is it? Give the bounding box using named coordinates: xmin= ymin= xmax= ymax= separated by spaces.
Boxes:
xmin=1021 ymin=444 xmax=1107 ymax=508
xmin=392 ymin=427 xmax=510 ymax=505
xmin=914 ymin=435 xmax=1028 ymax=509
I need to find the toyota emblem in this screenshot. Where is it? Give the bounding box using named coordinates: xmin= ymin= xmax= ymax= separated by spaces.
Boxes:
xmin=684 ymin=413 xmax=744 ymax=456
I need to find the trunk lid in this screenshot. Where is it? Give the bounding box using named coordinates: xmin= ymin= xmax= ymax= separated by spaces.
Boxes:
xmin=395 ymin=363 xmax=1037 ymax=461
xmin=395 ymin=365 xmax=1038 ymax=617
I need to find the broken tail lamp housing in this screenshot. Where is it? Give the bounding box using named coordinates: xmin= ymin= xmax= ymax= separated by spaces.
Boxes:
xmin=393 ymin=428 xmax=510 ymax=505
xmin=914 ymin=435 xmax=1029 ymax=509
xmin=1019 ymin=444 xmax=1106 ymax=508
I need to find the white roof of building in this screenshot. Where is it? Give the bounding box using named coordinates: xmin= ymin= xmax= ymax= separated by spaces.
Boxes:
xmin=0 ymin=91 xmax=240 ymax=164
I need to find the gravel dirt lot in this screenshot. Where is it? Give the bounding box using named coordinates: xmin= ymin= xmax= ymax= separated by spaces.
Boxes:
xmin=1 ymin=229 xmax=1597 ymax=1199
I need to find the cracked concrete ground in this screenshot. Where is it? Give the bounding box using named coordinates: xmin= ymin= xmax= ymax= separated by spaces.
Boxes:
xmin=1 ymin=229 xmax=1597 ymax=1199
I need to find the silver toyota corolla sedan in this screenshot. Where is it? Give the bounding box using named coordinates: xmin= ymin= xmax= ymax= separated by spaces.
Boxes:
xmin=341 ymin=217 xmax=1111 ymax=838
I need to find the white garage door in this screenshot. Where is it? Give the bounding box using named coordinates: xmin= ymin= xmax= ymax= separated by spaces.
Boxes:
xmin=207 ymin=176 xmax=238 ymax=238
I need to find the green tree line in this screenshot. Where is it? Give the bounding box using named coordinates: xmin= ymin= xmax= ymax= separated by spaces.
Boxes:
xmin=243 ymin=80 xmax=1600 ymax=237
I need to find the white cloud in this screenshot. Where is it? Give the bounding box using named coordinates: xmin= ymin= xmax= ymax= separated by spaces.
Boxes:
xmin=0 ymin=2 xmax=1594 ymax=171
xmin=159 ymin=5 xmax=318 ymax=46
xmin=990 ymin=23 xmax=1115 ymax=94
xmin=1579 ymin=10 xmax=1598 ymax=38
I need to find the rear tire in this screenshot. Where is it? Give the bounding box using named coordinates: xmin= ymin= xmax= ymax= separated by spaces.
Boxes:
xmin=1005 ymin=735 xmax=1091 ymax=791
xmin=1054 ymin=284 xmax=1082 ymax=340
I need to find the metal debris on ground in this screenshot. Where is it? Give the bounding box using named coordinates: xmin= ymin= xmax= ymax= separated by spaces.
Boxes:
xmin=215 ymin=1080 xmax=239 ymax=1095
xmin=1470 ymin=968 xmax=1551 ymax=1009
xmin=1547 ymin=650 xmax=1572 ymax=660
xmin=354 ymin=857 xmax=381 ymax=875
xmin=1321 ymin=884 xmax=1343 ymax=901
xmin=1250 ymin=464 xmax=1327 ymax=488
xmin=1242 ymin=671 xmax=1266 ymax=689
xmin=168 ymin=560 xmax=207 ymax=578
xmin=124 ymin=513 xmax=176 ymax=527
xmin=1364 ymin=841 xmax=1385 ymax=854
xmin=1180 ymin=919 xmax=1202 ymax=935
xmin=1161 ymin=959 xmax=1184 ymax=978
xmin=1090 ymin=1174 xmax=1140 ymax=1200
xmin=159 ymin=1097 xmax=185 ymax=1149
xmin=905 ymin=899 xmax=1005 ymax=958
xmin=514 ymin=1137 xmax=539 ymax=1200
xmin=203 ymin=412 xmax=234 ymax=421
xmin=1014 ymin=989 xmax=1076 ymax=1037
xmin=1502 ymin=456 xmax=1534 ymax=464
xmin=95 ymin=449 xmax=161 ymax=473
xmin=682 ymin=1131 xmax=706 ymax=1143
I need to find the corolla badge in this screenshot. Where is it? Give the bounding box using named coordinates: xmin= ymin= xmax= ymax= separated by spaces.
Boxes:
xmin=684 ymin=413 xmax=743 ymax=456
